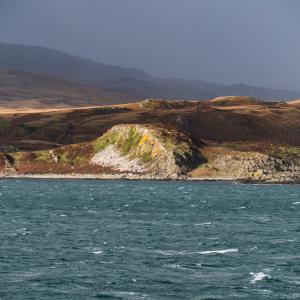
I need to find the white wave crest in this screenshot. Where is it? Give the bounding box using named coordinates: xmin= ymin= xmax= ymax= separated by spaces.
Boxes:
xmin=91 ymin=247 xmax=103 ymax=255
xmin=250 ymin=272 xmax=271 ymax=284
xmin=198 ymin=248 xmax=238 ymax=255
xmin=194 ymin=222 xmax=212 ymax=226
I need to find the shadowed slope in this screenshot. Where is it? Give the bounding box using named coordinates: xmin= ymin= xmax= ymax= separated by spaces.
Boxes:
xmin=1 ymin=42 xmax=300 ymax=103
xmin=0 ymin=68 xmax=131 ymax=108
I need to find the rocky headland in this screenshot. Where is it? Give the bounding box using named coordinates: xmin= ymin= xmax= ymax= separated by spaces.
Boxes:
xmin=0 ymin=97 xmax=300 ymax=183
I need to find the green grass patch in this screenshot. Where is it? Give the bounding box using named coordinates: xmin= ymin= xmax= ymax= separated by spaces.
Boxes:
xmin=93 ymin=131 xmax=118 ymax=153
xmin=58 ymin=153 xmax=68 ymax=163
xmin=36 ymin=150 xmax=52 ymax=161
xmin=140 ymin=152 xmax=152 ymax=163
xmin=268 ymin=146 xmax=300 ymax=160
xmin=73 ymin=156 xmax=89 ymax=165
xmin=120 ymin=127 xmax=142 ymax=155
xmin=0 ymin=119 xmax=11 ymax=130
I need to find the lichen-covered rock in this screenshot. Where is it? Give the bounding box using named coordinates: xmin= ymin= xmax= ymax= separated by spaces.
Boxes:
xmin=90 ymin=124 xmax=201 ymax=178
xmin=196 ymin=147 xmax=300 ymax=183
xmin=0 ymin=153 xmax=16 ymax=175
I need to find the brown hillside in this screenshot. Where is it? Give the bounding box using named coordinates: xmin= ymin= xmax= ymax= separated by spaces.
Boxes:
xmin=0 ymin=69 xmax=132 ymax=109
xmin=0 ymin=98 xmax=300 ymax=153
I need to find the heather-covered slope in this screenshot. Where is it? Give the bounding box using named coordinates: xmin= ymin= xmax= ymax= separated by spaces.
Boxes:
xmin=1 ymin=124 xmax=201 ymax=179
xmin=2 ymin=97 xmax=299 ymax=149
xmin=1 ymin=121 xmax=299 ymax=182
xmin=0 ymin=98 xmax=300 ymax=182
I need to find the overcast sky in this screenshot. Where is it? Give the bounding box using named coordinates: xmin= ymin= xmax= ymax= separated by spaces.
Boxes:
xmin=0 ymin=0 xmax=299 ymax=90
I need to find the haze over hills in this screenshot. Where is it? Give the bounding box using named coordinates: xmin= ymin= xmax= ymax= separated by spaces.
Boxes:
xmin=0 ymin=68 xmax=131 ymax=108
xmin=0 ymin=42 xmax=300 ymax=108
xmin=0 ymin=42 xmax=150 ymax=82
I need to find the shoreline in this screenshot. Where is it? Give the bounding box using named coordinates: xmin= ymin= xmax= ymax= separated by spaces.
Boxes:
xmin=0 ymin=173 xmax=299 ymax=184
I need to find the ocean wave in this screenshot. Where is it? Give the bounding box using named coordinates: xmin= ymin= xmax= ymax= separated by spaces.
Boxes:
xmin=250 ymin=271 xmax=271 ymax=284
xmin=194 ymin=222 xmax=212 ymax=226
xmin=152 ymin=247 xmax=239 ymax=256
xmin=90 ymin=247 xmax=103 ymax=255
xmin=96 ymin=291 xmax=148 ymax=299
xmin=198 ymin=248 xmax=238 ymax=255
xmin=236 ymin=206 xmax=246 ymax=209
xmin=154 ymin=250 xmax=187 ymax=256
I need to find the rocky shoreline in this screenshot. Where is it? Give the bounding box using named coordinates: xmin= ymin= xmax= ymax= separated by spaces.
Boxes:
xmin=195 ymin=148 xmax=300 ymax=184
xmin=1 ymin=123 xmax=300 ymax=184
xmin=0 ymin=172 xmax=299 ymax=184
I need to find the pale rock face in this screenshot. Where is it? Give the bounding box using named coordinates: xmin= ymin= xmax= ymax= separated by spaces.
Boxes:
xmin=90 ymin=124 xmax=198 ymax=178
xmin=91 ymin=145 xmax=148 ymax=173
xmin=89 ymin=124 xmax=300 ymax=182
xmin=203 ymin=150 xmax=300 ymax=183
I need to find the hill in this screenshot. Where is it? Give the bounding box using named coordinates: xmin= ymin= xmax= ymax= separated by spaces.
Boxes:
xmin=1 ymin=97 xmax=299 ymax=149
xmin=2 ymin=124 xmax=200 ymax=179
xmin=0 ymin=98 xmax=300 ymax=182
xmin=0 ymin=42 xmax=150 ymax=83
xmin=0 ymin=68 xmax=131 ymax=109
xmin=1 ymin=42 xmax=300 ymax=104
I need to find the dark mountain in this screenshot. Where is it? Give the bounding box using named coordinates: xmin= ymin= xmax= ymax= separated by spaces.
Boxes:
xmin=0 ymin=68 xmax=131 ymax=108
xmin=0 ymin=42 xmax=300 ymax=104
xmin=100 ymin=78 xmax=300 ymax=101
xmin=0 ymin=42 xmax=150 ymax=82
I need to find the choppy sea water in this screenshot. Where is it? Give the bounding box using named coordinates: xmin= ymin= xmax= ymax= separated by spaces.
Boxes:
xmin=0 ymin=179 xmax=300 ymax=300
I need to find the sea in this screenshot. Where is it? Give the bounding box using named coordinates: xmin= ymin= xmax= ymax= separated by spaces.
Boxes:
xmin=0 ymin=179 xmax=300 ymax=299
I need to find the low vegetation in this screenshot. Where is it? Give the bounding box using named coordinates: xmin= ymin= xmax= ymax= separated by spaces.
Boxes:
xmin=1 ymin=98 xmax=300 ymax=182
xmin=0 ymin=118 xmax=10 ymax=130
xmin=210 ymin=96 xmax=262 ymax=106
xmin=267 ymin=146 xmax=300 ymax=160
xmin=139 ymin=99 xmax=198 ymax=110
xmin=93 ymin=124 xmax=198 ymax=166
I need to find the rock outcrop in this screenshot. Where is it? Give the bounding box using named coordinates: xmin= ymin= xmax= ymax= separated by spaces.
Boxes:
xmin=0 ymin=153 xmax=16 ymax=176
xmin=193 ymin=147 xmax=300 ymax=183
xmin=1 ymin=123 xmax=300 ymax=183
xmin=90 ymin=124 xmax=201 ymax=179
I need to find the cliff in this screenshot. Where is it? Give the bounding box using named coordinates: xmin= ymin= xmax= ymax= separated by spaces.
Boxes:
xmin=191 ymin=146 xmax=300 ymax=183
xmin=90 ymin=124 xmax=201 ymax=178
xmin=0 ymin=124 xmax=201 ymax=180
xmin=1 ymin=124 xmax=299 ymax=183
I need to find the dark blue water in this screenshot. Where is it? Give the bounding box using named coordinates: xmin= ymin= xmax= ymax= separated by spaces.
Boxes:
xmin=0 ymin=180 xmax=300 ymax=299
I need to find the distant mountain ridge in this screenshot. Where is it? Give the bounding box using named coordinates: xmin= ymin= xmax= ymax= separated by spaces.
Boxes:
xmin=0 ymin=68 xmax=131 ymax=108
xmin=0 ymin=41 xmax=300 ymax=106
xmin=0 ymin=42 xmax=150 ymax=82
